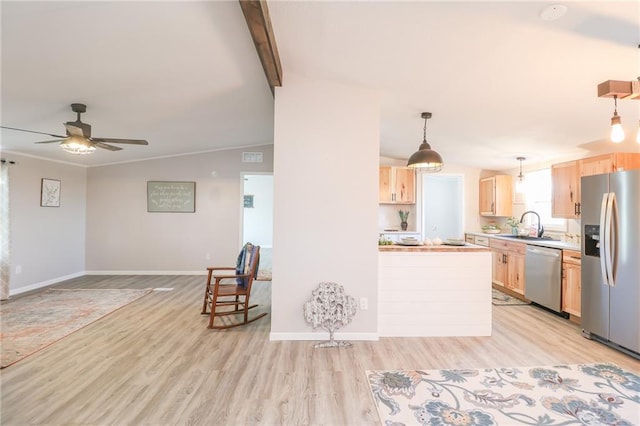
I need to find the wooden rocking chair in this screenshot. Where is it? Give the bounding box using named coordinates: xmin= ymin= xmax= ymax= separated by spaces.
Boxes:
xmin=201 ymin=244 xmax=267 ymax=329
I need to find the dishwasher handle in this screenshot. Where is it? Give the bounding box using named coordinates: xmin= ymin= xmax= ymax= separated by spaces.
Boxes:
xmin=526 ymin=247 xmax=561 ymax=258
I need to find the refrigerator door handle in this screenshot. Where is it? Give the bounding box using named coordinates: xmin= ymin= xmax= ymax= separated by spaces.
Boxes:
xmin=599 ymin=193 xmax=610 ymax=286
xmin=606 ymin=192 xmax=618 ymax=287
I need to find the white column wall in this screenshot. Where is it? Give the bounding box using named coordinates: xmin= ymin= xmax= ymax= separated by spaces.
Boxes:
xmin=271 ymin=74 xmax=380 ymax=339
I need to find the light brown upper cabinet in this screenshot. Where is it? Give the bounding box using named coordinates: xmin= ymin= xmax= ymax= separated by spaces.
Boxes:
xmin=479 ymin=175 xmax=513 ymax=217
xmin=580 ymin=153 xmax=640 ymax=177
xmin=551 ymin=153 xmax=640 ymax=218
xmin=551 ymin=160 xmax=580 ymax=219
xmin=379 ymin=166 xmax=415 ymax=204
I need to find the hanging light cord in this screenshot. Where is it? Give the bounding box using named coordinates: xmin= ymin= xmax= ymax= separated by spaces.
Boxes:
xmin=423 ymin=117 xmax=427 ymax=142
xmin=613 ymin=94 xmax=619 ymax=115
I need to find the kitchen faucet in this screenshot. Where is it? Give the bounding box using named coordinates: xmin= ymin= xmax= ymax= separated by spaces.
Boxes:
xmin=520 ymin=211 xmax=544 ymax=237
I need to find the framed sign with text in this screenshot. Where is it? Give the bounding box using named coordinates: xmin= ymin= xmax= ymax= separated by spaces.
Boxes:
xmin=147 ymin=181 xmax=196 ymax=213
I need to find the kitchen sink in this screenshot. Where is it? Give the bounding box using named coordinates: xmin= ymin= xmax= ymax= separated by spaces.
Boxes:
xmin=499 ymin=235 xmax=558 ymax=241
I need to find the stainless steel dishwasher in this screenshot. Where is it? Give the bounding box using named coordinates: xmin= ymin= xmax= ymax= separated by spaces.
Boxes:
xmin=525 ymin=245 xmax=562 ymax=313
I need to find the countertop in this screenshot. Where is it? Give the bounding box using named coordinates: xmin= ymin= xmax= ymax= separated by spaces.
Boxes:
xmin=379 ymin=244 xmax=490 ymax=252
xmin=466 ymin=231 xmax=580 ymax=251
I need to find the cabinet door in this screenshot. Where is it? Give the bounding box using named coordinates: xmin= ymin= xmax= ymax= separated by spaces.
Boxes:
xmin=562 ymin=263 xmax=581 ymax=317
xmin=479 ymin=178 xmax=495 ymax=216
xmin=493 ymin=175 xmax=513 ymax=217
xmin=491 ymin=248 xmax=507 ymax=287
xmin=507 ymin=252 xmax=526 ymax=295
xmin=562 ymin=250 xmax=582 ymax=317
xmin=379 ymin=166 xmax=393 ymax=203
xmin=580 ymin=155 xmax=613 ymax=177
xmin=552 ymin=160 xmax=580 ymax=218
xmin=394 ymin=168 xmax=415 ymax=203
xmin=581 ymin=153 xmax=640 ymax=176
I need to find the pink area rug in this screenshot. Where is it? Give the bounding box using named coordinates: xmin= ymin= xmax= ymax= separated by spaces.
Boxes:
xmin=0 ymin=288 xmax=152 ymax=368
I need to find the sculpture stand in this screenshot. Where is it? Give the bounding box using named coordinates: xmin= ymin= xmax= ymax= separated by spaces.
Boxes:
xmin=303 ymin=282 xmax=357 ymax=349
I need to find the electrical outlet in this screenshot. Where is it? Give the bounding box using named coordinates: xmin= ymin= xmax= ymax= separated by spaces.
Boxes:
xmin=15 ymin=265 xmax=22 ymax=274
xmin=360 ymin=297 xmax=368 ymax=310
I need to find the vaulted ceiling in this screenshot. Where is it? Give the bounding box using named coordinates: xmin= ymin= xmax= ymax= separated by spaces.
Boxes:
xmin=1 ymin=1 xmax=638 ymax=169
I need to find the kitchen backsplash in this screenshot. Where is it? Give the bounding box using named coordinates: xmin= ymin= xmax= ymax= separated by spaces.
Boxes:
xmin=379 ymin=204 xmax=417 ymax=231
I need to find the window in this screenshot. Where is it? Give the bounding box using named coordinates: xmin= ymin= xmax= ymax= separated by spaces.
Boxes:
xmin=523 ymin=169 xmax=567 ymax=232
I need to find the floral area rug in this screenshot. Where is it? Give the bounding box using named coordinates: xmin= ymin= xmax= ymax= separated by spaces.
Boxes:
xmin=367 ymin=363 xmax=640 ymax=425
xmin=0 ymin=288 xmax=152 ymax=368
xmin=492 ymin=288 xmax=530 ymax=306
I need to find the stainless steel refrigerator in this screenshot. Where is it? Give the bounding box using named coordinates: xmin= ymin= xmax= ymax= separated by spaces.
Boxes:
xmin=581 ymin=169 xmax=640 ymax=358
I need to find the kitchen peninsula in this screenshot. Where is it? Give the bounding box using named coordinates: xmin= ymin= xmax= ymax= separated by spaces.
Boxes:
xmin=378 ymin=244 xmax=492 ymax=337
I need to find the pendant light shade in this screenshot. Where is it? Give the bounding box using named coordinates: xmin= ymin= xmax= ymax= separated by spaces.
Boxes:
xmin=610 ymin=95 xmax=625 ymax=143
xmin=407 ymin=112 xmax=443 ymax=172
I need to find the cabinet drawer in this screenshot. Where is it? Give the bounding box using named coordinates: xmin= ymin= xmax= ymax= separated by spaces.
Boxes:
xmin=465 ymin=235 xmax=475 ymax=243
xmin=474 ymin=236 xmax=489 ymax=247
xmin=490 ymin=238 xmax=510 ymax=250
xmin=489 ymin=238 xmax=525 ymax=253
xmin=563 ymin=249 xmax=582 ymax=266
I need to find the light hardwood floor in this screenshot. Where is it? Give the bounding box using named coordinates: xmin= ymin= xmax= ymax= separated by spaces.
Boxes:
xmin=1 ymin=275 xmax=638 ymax=425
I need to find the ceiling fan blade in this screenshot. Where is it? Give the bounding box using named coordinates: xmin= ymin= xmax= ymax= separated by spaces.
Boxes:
xmin=91 ymin=137 xmax=148 ymax=145
xmin=1 ymin=125 xmax=66 ymax=139
xmin=94 ymin=142 xmax=123 ymax=151
xmin=64 ymin=123 xmax=86 ymax=137
xmin=35 ymin=139 xmax=65 ymax=144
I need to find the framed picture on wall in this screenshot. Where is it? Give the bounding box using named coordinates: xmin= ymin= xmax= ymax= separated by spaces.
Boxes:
xmin=147 ymin=181 xmax=196 ymax=213
xmin=41 ymin=178 xmax=61 ymax=207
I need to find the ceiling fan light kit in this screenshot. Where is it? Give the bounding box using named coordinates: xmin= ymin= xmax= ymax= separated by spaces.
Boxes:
xmin=407 ymin=112 xmax=443 ymax=173
xmin=0 ymin=103 xmax=149 ymax=155
xmin=61 ymin=135 xmax=97 ymax=155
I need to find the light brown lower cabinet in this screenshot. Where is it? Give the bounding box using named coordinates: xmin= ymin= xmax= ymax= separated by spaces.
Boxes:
xmin=562 ymin=249 xmax=581 ymax=318
xmin=490 ymin=239 xmax=526 ymax=295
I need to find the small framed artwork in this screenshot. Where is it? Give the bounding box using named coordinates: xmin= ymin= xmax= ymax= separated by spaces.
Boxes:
xmin=41 ymin=178 xmax=61 ymax=207
xmin=244 ymin=194 xmax=254 ymax=208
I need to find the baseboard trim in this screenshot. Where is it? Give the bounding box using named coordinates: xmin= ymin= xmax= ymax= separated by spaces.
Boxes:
xmin=10 ymin=271 xmax=86 ymax=296
xmin=269 ymin=332 xmax=379 ymax=341
xmin=86 ymin=270 xmax=206 ymax=275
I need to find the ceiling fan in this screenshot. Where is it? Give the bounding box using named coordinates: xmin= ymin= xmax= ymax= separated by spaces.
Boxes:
xmin=0 ymin=103 xmax=148 ymax=154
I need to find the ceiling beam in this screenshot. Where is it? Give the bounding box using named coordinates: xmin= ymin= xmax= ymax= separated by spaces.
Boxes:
xmin=239 ymin=0 xmax=283 ymax=96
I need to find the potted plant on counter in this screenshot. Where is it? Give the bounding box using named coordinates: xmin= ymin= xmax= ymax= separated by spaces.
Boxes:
xmin=506 ymin=216 xmax=520 ymax=235
xmin=399 ymin=210 xmax=409 ymax=231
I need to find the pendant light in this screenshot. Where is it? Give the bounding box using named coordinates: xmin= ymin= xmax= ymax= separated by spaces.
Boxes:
xmin=407 ymin=112 xmax=443 ymax=172
xmin=610 ymin=95 xmax=625 ymax=143
xmin=515 ymin=156 xmax=526 ymax=193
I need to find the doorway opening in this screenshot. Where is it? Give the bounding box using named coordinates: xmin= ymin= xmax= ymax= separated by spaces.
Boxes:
xmin=421 ymin=174 xmax=464 ymax=240
xmin=241 ymin=173 xmax=273 ymax=276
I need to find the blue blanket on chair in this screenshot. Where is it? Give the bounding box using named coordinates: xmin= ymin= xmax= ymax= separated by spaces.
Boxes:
xmin=235 ymin=243 xmax=259 ymax=289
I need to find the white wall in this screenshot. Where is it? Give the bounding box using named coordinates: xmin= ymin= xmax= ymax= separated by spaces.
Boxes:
xmin=86 ymin=146 xmax=273 ymax=272
xmin=6 ymin=154 xmax=87 ymax=294
xmin=272 ymin=74 xmax=380 ymax=339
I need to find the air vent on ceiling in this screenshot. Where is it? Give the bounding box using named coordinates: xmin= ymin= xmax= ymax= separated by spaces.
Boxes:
xmin=242 ymin=152 xmax=264 ymax=163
